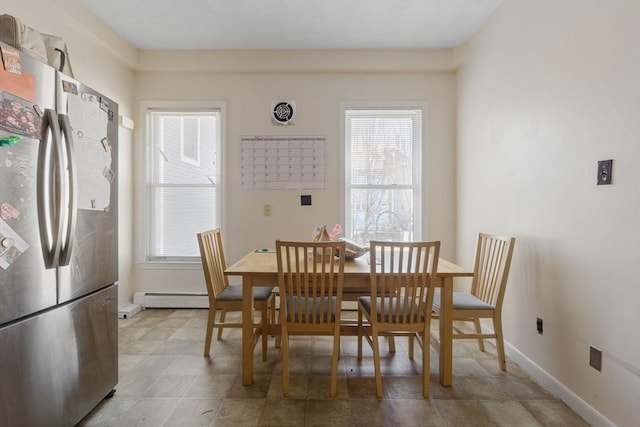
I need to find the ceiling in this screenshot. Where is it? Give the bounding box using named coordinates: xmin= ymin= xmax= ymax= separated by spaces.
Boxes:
xmin=80 ymin=0 xmax=502 ymax=50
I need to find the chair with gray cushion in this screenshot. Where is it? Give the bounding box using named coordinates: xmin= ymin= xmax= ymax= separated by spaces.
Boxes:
xmin=357 ymin=240 xmax=440 ymax=398
xmin=432 ymin=232 xmax=515 ymax=371
xmin=198 ymin=228 xmax=275 ymax=360
xmin=276 ymin=239 xmax=346 ymax=397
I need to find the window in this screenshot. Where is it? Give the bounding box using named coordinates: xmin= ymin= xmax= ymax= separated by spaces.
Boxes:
xmin=343 ymin=105 xmax=423 ymax=243
xmin=143 ymin=102 xmax=223 ymax=263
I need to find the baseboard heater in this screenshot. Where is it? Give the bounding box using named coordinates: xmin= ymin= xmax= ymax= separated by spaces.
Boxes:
xmin=132 ymin=292 xmax=209 ymax=310
xmin=118 ymin=302 xmax=143 ymax=319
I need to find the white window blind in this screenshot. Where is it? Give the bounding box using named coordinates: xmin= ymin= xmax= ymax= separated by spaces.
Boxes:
xmin=146 ymin=109 xmax=221 ymax=261
xmin=344 ymin=107 xmax=422 ymax=243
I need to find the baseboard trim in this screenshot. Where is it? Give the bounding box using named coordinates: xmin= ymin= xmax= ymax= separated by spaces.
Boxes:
xmin=473 ymin=321 xmax=615 ymax=427
xmin=132 ymin=292 xmax=209 ymax=309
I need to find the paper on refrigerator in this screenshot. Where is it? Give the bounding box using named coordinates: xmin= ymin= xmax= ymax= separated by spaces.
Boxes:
xmin=67 ymin=92 xmax=112 ymax=211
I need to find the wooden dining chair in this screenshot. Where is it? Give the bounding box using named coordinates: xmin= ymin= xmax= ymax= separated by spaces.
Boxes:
xmin=432 ymin=232 xmax=515 ymax=371
xmin=357 ymin=240 xmax=440 ymax=398
xmin=276 ymin=240 xmax=346 ymax=397
xmin=197 ymin=228 xmax=276 ymax=360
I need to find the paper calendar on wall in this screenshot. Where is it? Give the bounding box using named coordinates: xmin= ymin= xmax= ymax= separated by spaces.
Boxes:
xmin=240 ymin=135 xmax=326 ymax=190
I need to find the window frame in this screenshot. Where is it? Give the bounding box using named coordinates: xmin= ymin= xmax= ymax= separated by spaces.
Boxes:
xmin=139 ymin=100 xmax=225 ymax=268
xmin=340 ymin=101 xmax=425 ymax=244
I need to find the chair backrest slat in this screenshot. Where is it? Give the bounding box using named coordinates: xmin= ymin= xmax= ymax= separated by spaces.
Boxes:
xmin=471 ymin=233 xmax=516 ymax=309
xmin=369 ymin=240 xmax=440 ymax=326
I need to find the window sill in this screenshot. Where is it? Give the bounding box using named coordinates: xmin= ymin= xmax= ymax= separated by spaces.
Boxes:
xmin=138 ymin=260 xmax=202 ymax=270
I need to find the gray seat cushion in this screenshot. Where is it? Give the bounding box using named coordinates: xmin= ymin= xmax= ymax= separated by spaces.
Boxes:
xmin=285 ymin=296 xmax=337 ymax=323
xmin=358 ymin=296 xmax=421 ymax=323
xmin=217 ymin=285 xmax=274 ymax=301
xmin=433 ymin=290 xmax=494 ymax=311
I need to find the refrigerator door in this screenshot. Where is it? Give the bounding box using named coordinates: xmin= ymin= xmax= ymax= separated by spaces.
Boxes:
xmin=56 ymin=73 xmax=118 ymax=303
xmin=0 ymin=284 xmax=118 ymax=427
xmin=0 ymin=42 xmax=57 ymax=325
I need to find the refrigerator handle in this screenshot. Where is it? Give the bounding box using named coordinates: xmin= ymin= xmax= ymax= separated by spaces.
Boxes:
xmin=58 ymin=113 xmax=77 ymax=266
xmin=37 ymin=109 xmax=65 ymax=268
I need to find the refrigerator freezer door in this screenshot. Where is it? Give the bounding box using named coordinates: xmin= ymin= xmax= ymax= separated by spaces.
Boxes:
xmin=56 ymin=73 xmax=118 ymax=302
xmin=0 ymin=284 xmax=118 ymax=426
xmin=0 ymin=42 xmax=57 ymax=325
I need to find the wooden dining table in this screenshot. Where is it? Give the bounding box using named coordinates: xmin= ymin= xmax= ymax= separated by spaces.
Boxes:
xmin=224 ymin=249 xmax=473 ymax=387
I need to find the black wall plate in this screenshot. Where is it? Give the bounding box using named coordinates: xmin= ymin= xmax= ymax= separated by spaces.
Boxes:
xmin=597 ymin=159 xmax=613 ymax=185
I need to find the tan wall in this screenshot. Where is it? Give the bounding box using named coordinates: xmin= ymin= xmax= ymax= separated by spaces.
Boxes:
xmin=454 ymin=1 xmax=640 ymax=425
xmin=133 ymin=52 xmax=458 ymax=294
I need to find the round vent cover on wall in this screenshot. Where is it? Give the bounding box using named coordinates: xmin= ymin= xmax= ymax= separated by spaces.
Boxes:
xmin=271 ymin=100 xmax=296 ymax=125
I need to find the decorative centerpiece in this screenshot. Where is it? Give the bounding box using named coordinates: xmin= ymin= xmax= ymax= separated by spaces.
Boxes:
xmin=311 ymin=224 xmax=368 ymax=261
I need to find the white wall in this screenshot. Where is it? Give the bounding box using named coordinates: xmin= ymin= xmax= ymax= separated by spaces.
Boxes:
xmin=454 ymin=1 xmax=640 ymax=426
xmin=133 ymin=51 xmax=458 ymax=294
xmin=2 ymin=0 xmax=137 ymax=306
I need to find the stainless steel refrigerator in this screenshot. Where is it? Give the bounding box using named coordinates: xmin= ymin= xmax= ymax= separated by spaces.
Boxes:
xmin=0 ymin=41 xmax=118 ymax=426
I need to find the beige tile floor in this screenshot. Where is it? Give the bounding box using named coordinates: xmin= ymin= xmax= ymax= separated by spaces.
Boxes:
xmin=79 ymin=308 xmax=588 ymax=427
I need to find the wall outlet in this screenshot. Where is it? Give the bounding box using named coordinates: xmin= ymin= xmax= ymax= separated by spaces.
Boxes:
xmin=301 ymin=195 xmax=312 ymax=206
xmin=589 ymin=346 xmax=602 ymax=371
xmin=263 ymin=204 xmax=271 ymax=216
xmin=536 ymin=317 xmax=543 ymax=334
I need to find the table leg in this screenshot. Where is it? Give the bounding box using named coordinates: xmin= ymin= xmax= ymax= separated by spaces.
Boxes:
xmin=242 ymin=276 xmax=255 ymax=385
xmin=439 ymin=277 xmax=453 ymax=386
